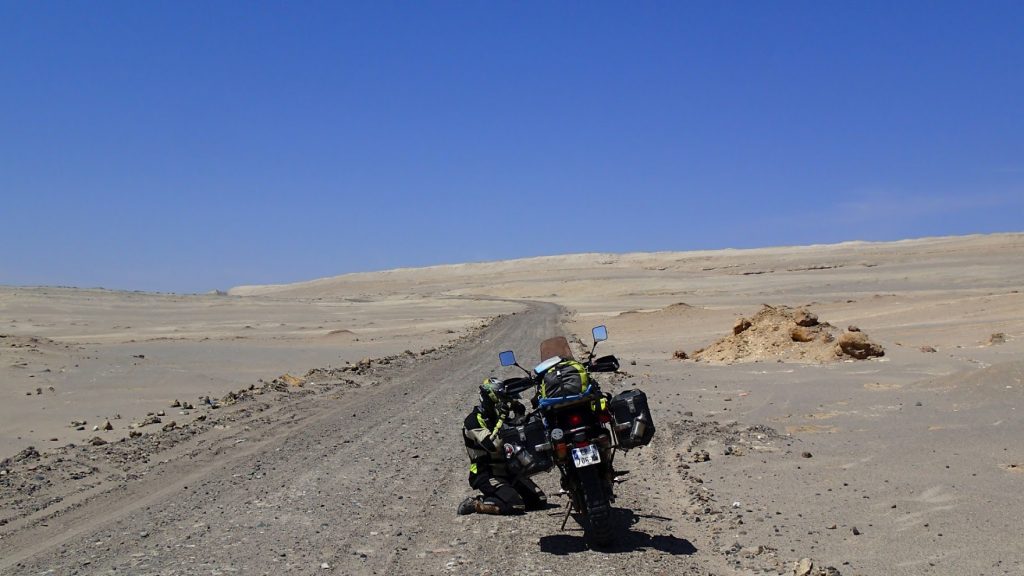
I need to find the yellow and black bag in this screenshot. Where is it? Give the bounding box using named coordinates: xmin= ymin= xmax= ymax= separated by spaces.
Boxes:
xmin=540 ymin=360 xmax=590 ymax=398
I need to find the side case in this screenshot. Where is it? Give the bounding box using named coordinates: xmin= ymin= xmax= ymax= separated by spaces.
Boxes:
xmin=609 ymin=389 xmax=656 ymax=449
xmin=498 ymin=415 xmax=554 ymax=474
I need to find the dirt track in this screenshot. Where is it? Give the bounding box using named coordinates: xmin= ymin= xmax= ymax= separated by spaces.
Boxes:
xmin=0 ymin=302 xmax=737 ymax=576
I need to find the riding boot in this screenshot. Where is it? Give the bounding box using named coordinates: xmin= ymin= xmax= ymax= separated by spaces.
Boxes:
xmin=474 ymin=500 xmax=504 ymax=515
xmin=457 ymin=497 xmax=479 ymax=515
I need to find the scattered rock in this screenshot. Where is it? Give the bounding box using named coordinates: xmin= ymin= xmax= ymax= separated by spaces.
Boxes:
xmin=801 ymin=451 xmax=813 ymax=458
xmin=733 ymin=318 xmax=752 ymax=335
xmin=170 ymin=399 xmax=181 ymax=407
xmin=10 ymin=446 xmax=41 ymax=464
xmin=89 ymin=436 xmax=108 ymax=446
xmin=988 ymin=332 xmax=1007 ymax=345
xmin=852 ymin=526 xmax=861 ymax=535
xmin=70 ymin=420 xmax=87 ymax=428
xmin=920 ymin=346 xmax=937 ymax=353
xmin=692 ymin=450 xmax=711 ymax=463
xmin=794 ymin=558 xmax=814 ymax=576
xmin=102 ymin=420 xmax=113 ymax=431
xmin=672 ymin=350 xmax=689 ymax=360
xmin=836 ymin=330 xmax=884 ymax=359
xmin=847 ymin=325 xmax=861 ymax=332
xmin=278 ymin=374 xmax=306 ymax=387
xmin=161 ymin=421 xmax=178 ymax=432
xmin=156 ymin=410 xmax=166 ymax=417
xmin=793 ymin=309 xmax=819 ymax=327
xmin=740 ymin=544 xmax=764 ymax=557
xmin=790 ymin=326 xmax=816 ymax=343
xmin=720 ymin=542 xmax=742 ymax=555
xmin=724 ymin=445 xmax=745 ymax=456
xmin=136 ymin=415 xmax=162 ymax=428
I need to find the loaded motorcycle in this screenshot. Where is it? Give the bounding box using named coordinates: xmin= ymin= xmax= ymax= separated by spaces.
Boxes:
xmin=495 ymin=326 xmax=655 ymax=547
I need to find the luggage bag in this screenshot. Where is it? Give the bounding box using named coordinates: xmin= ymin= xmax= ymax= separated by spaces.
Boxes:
xmin=498 ymin=414 xmax=554 ymax=474
xmin=609 ymin=389 xmax=656 ymax=449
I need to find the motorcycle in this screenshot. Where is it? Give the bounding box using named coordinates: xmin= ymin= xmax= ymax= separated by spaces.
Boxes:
xmin=495 ymin=325 xmax=655 ymax=547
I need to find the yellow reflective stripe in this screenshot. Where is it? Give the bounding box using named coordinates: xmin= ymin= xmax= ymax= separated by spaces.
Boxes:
xmin=482 ymin=378 xmax=498 ymax=403
xmin=600 ymin=398 xmax=607 ymax=410
xmin=489 ymin=418 xmax=504 ymax=443
xmin=572 ymin=360 xmax=589 ymax=392
xmin=469 ymin=463 xmax=478 ymax=474
xmin=476 ymin=413 xmax=487 ymax=429
xmin=577 ymin=361 xmax=589 ymax=385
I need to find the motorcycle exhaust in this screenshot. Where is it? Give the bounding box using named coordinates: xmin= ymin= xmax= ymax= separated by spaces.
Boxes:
xmin=513 ymin=445 xmax=534 ymax=469
xmin=630 ymin=414 xmax=648 ymax=443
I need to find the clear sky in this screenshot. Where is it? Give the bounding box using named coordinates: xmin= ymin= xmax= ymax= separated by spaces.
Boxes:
xmin=2 ymin=2 xmax=1021 ymax=293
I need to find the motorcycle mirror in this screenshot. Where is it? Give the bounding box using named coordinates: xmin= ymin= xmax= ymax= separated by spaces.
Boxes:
xmin=592 ymin=325 xmax=608 ymax=343
xmin=498 ymin=350 xmax=517 ymax=367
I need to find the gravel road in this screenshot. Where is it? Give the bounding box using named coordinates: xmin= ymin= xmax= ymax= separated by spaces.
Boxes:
xmin=1 ymin=302 xmax=730 ymax=576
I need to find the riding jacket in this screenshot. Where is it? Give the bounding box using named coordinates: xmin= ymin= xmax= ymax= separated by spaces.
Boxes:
xmin=462 ymin=406 xmax=506 ymax=477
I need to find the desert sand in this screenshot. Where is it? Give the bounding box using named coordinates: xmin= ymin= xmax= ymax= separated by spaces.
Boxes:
xmin=1 ymin=233 xmax=1022 ymax=575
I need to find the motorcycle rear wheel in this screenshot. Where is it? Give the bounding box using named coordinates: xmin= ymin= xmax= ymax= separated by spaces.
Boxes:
xmin=577 ymin=466 xmax=613 ymax=547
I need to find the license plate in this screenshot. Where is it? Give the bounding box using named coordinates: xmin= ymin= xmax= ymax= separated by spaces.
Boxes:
xmin=571 ymin=444 xmax=601 ymax=468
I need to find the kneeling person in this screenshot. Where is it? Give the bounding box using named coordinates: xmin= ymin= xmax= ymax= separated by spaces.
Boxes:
xmin=458 ymin=379 xmax=546 ymax=515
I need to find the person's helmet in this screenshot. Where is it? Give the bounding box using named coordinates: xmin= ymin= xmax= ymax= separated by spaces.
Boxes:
xmin=478 ymin=377 xmax=506 ymax=415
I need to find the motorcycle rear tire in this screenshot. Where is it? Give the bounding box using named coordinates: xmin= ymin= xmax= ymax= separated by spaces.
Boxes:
xmin=577 ymin=466 xmax=613 ymax=548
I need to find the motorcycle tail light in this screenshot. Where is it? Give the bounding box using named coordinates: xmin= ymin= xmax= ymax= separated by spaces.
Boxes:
xmin=598 ymin=412 xmax=612 ymax=424
xmin=567 ymin=413 xmax=584 ymax=427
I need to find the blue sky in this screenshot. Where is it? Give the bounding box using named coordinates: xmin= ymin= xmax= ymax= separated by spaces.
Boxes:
xmin=2 ymin=2 xmax=1021 ymax=293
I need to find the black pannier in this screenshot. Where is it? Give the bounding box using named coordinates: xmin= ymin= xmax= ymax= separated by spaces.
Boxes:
xmin=498 ymin=414 xmax=554 ymax=475
xmin=609 ymin=389 xmax=655 ymax=449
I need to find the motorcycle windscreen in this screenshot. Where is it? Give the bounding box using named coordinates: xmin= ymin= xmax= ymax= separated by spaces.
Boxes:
xmin=539 ymin=336 xmax=575 ymax=363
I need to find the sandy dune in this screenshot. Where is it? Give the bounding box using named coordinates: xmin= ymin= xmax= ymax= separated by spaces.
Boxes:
xmin=1 ymin=233 xmax=1022 ymax=575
